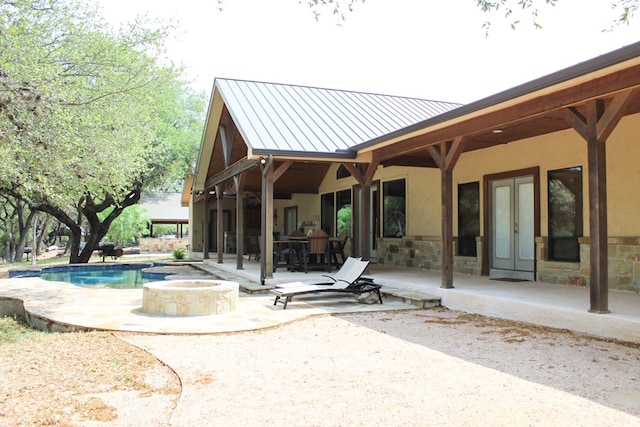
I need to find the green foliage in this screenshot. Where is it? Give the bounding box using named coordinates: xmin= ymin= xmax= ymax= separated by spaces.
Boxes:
xmin=383 ymin=196 xmax=405 ymax=238
xmin=615 ymin=0 xmax=639 ymax=25
xmin=476 ymin=0 xmax=638 ymax=32
xmin=302 ymin=0 xmax=364 ymax=21
xmin=0 ymin=0 xmax=206 ymax=262
xmin=172 ymin=247 xmax=187 ymax=260
xmin=100 ymin=204 xmax=150 ymax=246
xmin=0 ymin=316 xmax=41 ymax=343
xmin=337 ymin=205 xmax=352 ymax=236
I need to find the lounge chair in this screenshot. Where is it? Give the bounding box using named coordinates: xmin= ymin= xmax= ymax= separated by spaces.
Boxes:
xmin=270 ymin=258 xmax=382 ymax=309
xmin=274 ymin=256 xmax=362 ymax=289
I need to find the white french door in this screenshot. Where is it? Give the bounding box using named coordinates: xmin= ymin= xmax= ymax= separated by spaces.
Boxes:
xmin=490 ymin=176 xmax=535 ymax=280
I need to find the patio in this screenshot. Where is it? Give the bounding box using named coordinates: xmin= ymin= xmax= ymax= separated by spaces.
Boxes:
xmin=204 ymin=254 xmax=640 ymax=344
xmin=2 ymin=253 xmax=640 ymax=343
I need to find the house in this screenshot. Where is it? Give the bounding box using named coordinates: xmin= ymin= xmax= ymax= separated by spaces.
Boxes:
xmin=139 ymin=192 xmax=189 ymax=253
xmin=140 ymin=192 xmax=189 ymax=237
xmin=188 ymin=41 xmax=640 ymax=313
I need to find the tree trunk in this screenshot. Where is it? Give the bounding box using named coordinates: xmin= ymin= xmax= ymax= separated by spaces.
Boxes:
xmin=14 ymin=208 xmax=36 ymax=263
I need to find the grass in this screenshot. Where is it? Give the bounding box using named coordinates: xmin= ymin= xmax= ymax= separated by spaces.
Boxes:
xmin=0 ymin=315 xmax=44 ymax=343
xmin=0 ymin=315 xmax=180 ymax=425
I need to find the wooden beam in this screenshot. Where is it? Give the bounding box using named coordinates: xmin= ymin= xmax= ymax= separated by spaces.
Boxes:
xmin=444 ymin=137 xmax=465 ymax=171
xmin=341 ymin=163 xmax=365 ymax=186
xmin=560 ymin=107 xmax=589 ymax=141
xmin=219 ymin=125 xmax=231 ymax=167
xmin=597 ymin=88 xmax=637 ymax=142
xmin=273 ymin=160 xmax=293 ymax=182
xmin=363 ymin=158 xmax=380 ymax=185
xmin=205 ymin=157 xmax=258 ymax=189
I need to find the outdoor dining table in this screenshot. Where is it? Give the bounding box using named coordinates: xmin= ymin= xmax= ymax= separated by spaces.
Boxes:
xmin=328 ymin=237 xmax=346 ymax=267
xmin=273 ymin=238 xmax=308 ymax=271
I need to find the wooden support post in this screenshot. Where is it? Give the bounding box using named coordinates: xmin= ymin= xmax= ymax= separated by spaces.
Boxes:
xmin=560 ymin=91 xmax=636 ymax=314
xmin=216 ymin=184 xmax=224 ymax=264
xmin=260 ymin=156 xmax=274 ymax=285
xmin=343 ymin=161 xmax=379 ymax=261
xmin=586 ymin=100 xmax=609 ymax=313
xmin=203 ymin=195 xmax=210 ymax=259
xmin=428 ymin=137 xmax=464 ymax=289
xmin=441 ymin=167 xmax=454 ymax=288
xmin=235 ymin=174 xmax=245 ymax=270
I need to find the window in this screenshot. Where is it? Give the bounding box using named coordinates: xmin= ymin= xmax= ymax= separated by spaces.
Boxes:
xmin=457 ymin=182 xmax=480 ymax=257
xmin=548 ymin=167 xmax=583 ymax=262
xmin=336 ymin=165 xmax=351 ymax=179
xmin=383 ymin=179 xmax=406 ymax=238
xmin=321 ymin=193 xmax=335 ymax=235
xmin=336 ymin=189 xmax=352 ymax=236
xmin=336 ymin=164 xmax=366 ymax=179
xmin=322 ymin=190 xmax=352 ymax=237
xmin=284 ymin=206 xmax=297 ymax=235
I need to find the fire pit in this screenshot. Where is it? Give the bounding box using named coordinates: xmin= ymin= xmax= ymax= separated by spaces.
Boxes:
xmin=142 ymin=280 xmax=239 ymax=316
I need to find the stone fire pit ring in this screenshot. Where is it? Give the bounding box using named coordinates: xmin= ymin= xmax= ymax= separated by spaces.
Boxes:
xmin=142 ymin=279 xmax=239 ymax=316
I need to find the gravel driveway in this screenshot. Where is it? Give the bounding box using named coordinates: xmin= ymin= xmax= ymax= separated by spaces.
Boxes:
xmin=120 ymin=308 xmax=640 ymax=426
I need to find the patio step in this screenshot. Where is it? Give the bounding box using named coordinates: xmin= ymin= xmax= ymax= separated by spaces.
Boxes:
xmin=192 ymin=263 xmax=265 ymax=293
xmin=379 ymin=285 xmax=441 ymax=308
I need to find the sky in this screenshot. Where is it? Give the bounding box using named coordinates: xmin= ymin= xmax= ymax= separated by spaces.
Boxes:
xmin=98 ymin=0 xmax=640 ymax=104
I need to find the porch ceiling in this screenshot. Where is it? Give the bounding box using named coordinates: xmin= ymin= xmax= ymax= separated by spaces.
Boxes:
xmin=374 ymin=61 xmax=640 ymax=166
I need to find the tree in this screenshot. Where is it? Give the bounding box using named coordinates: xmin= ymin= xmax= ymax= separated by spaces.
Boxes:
xmin=100 ymin=204 xmax=150 ymax=247
xmin=0 ymin=0 xmax=205 ymax=263
xmin=300 ymin=0 xmax=637 ymax=28
xmin=0 ymin=194 xmax=36 ymax=262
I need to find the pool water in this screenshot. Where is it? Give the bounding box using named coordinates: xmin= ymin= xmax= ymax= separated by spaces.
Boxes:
xmin=40 ymin=265 xmax=157 ymax=289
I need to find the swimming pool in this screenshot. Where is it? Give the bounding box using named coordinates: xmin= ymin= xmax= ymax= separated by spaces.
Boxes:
xmin=36 ymin=264 xmax=166 ymax=289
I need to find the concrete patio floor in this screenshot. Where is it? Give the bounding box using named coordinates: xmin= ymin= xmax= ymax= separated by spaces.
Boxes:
xmin=2 ymin=253 xmax=640 ymax=344
xmin=205 ymin=254 xmax=640 ymax=344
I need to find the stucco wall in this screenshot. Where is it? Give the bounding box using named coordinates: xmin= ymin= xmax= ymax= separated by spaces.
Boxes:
xmin=275 ymin=193 xmax=320 ymax=234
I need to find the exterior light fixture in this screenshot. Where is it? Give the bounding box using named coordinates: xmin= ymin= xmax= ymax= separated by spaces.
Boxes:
xmin=260 ymin=157 xmax=267 ymax=164
xmin=492 ymin=129 xmax=503 ymax=134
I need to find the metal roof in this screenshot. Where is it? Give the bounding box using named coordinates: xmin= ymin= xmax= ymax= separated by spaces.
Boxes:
xmin=214 ymin=78 xmax=461 ymax=156
xmin=140 ymin=192 xmax=189 ymax=222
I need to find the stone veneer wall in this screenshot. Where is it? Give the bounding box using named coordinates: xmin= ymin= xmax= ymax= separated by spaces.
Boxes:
xmin=376 ymin=236 xmax=482 ymax=276
xmin=536 ymin=236 xmax=640 ymax=292
xmin=379 ymin=235 xmax=640 ymax=292
xmin=139 ymin=237 xmax=188 ymax=253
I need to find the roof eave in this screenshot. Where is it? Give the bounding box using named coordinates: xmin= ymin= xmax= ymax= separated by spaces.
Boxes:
xmin=251 ymin=148 xmax=357 ymax=161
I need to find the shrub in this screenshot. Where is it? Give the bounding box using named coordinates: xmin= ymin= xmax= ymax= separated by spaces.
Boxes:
xmin=172 ymin=248 xmax=187 ymax=260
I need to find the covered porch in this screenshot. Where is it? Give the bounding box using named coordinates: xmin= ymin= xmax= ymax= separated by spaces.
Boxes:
xmin=190 ymin=43 xmax=640 ymax=315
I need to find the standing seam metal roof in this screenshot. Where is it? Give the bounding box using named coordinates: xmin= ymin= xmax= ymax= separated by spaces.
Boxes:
xmin=214 ymin=78 xmax=460 ymax=155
